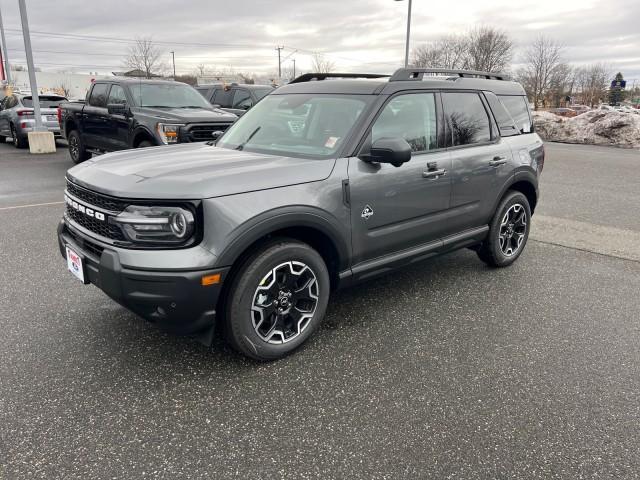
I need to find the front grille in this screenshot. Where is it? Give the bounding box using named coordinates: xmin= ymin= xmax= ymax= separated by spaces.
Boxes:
xmin=65 ymin=205 xmax=126 ymax=241
xmin=185 ymin=123 xmax=231 ymax=142
xmin=66 ymin=180 xmax=128 ymax=213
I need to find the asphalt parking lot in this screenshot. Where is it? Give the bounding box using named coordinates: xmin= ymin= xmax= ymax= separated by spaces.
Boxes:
xmin=1 ymin=140 xmax=639 ymax=479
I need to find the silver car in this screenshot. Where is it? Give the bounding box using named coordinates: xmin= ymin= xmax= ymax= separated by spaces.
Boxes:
xmin=0 ymin=93 xmax=66 ymax=148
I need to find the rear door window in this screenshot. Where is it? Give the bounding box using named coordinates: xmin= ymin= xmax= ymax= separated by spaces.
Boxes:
xmin=484 ymin=92 xmax=519 ymax=137
xmin=212 ymin=88 xmax=233 ymax=108
xmin=498 ymin=95 xmax=532 ymax=134
xmin=442 ymin=92 xmax=492 ymax=146
xmin=88 ymin=84 xmax=109 ymax=108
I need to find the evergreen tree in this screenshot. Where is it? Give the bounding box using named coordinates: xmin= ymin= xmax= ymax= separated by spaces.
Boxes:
xmin=608 ymin=72 xmax=625 ymax=105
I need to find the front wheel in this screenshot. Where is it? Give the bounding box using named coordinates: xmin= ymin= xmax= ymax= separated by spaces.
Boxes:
xmin=477 ymin=191 xmax=531 ymax=268
xmin=223 ymin=240 xmax=330 ymax=361
xmin=68 ymin=130 xmax=91 ymax=164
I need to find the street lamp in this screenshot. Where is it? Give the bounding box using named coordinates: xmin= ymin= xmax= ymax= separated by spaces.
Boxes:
xmin=395 ymin=0 xmax=412 ymax=68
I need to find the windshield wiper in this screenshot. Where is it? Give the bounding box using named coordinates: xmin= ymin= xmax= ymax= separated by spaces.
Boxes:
xmin=235 ymin=127 xmax=261 ymax=151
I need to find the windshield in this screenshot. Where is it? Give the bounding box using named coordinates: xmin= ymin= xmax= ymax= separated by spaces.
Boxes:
xmin=130 ymin=83 xmax=212 ymax=109
xmin=21 ymin=96 xmax=67 ymax=108
xmin=217 ymin=93 xmax=372 ymax=159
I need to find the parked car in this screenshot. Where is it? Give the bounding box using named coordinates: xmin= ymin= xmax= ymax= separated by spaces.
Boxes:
xmin=59 ymin=79 xmax=237 ymax=163
xmin=58 ymin=68 xmax=544 ymax=361
xmin=195 ymin=83 xmax=274 ymax=116
xmin=549 ymin=107 xmax=577 ymax=118
xmin=0 ymin=93 xmax=66 ymax=148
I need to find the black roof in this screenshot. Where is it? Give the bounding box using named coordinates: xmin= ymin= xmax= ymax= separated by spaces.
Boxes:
xmin=276 ymin=68 xmax=525 ymax=96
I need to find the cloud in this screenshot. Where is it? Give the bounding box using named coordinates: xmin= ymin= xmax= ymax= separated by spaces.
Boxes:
xmin=0 ymin=0 xmax=638 ymax=80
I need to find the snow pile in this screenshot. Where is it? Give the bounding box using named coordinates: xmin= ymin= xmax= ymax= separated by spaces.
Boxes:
xmin=532 ymin=110 xmax=640 ymax=148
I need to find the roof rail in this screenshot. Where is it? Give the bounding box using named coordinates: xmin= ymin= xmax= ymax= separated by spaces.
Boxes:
xmin=390 ymin=68 xmax=510 ymax=82
xmin=289 ymin=73 xmax=390 ymax=84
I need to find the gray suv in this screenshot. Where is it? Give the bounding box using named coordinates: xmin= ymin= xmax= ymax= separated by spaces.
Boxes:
xmin=0 ymin=93 xmax=66 ymax=148
xmin=57 ymin=68 xmax=544 ymax=361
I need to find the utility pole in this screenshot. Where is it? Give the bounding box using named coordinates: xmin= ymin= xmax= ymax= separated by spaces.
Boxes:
xmin=0 ymin=4 xmax=11 ymax=84
xmin=170 ymin=51 xmax=176 ymax=78
xmin=292 ymin=58 xmax=296 ymax=79
xmin=276 ymin=46 xmax=283 ymax=80
xmin=18 ymin=0 xmax=44 ymax=130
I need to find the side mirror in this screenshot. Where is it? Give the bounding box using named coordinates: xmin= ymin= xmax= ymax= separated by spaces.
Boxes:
xmin=107 ymin=103 xmax=127 ymax=115
xmin=364 ymin=137 xmax=412 ymax=167
xmin=211 ymin=130 xmax=224 ymax=142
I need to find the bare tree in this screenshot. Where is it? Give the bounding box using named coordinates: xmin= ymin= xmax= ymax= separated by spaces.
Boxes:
xmin=311 ymin=53 xmax=335 ymax=73
xmin=518 ymin=36 xmax=564 ymax=110
xmin=411 ymin=27 xmax=512 ymax=72
xmin=411 ymin=35 xmax=468 ymax=69
xmin=548 ymin=63 xmax=574 ymax=107
xmin=465 ymin=26 xmax=513 ymax=72
xmin=125 ymin=37 xmax=164 ymax=78
xmin=55 ymin=79 xmax=72 ymax=98
xmin=574 ymin=63 xmax=610 ymax=107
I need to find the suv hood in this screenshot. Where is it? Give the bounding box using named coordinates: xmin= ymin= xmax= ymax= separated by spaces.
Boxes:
xmin=67 ymin=144 xmax=336 ymax=199
xmin=136 ymin=106 xmax=237 ymax=123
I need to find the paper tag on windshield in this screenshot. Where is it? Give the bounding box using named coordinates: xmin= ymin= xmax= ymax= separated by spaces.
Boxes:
xmin=325 ymin=136 xmax=339 ymax=148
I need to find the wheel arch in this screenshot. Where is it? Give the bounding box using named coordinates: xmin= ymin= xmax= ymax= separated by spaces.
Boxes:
xmin=131 ymin=127 xmax=156 ymax=147
xmin=216 ymin=210 xmax=350 ymax=292
xmin=495 ymin=172 xmax=538 ymax=215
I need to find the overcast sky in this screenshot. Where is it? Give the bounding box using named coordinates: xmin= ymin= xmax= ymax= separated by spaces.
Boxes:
xmin=1 ymin=0 xmax=638 ymax=82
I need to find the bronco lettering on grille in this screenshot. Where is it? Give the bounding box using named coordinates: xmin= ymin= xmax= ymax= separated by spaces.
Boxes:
xmin=64 ymin=195 xmax=106 ymax=221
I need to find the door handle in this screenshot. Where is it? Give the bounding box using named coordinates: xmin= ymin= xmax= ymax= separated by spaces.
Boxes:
xmin=423 ymin=168 xmax=446 ymax=179
xmin=489 ymin=156 xmax=507 ymax=167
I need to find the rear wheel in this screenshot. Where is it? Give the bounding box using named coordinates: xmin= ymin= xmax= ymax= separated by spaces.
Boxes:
xmin=68 ymin=130 xmax=91 ymax=164
xmin=477 ymin=191 xmax=531 ymax=268
xmin=11 ymin=125 xmax=27 ymax=149
xmin=0 ymin=134 xmax=6 ymax=143
xmin=224 ymin=239 xmax=330 ymax=361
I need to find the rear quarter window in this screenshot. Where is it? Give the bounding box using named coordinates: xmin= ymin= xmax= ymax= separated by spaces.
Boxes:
xmin=484 ymin=92 xmax=519 ymax=137
xmin=498 ymin=95 xmax=533 ymax=134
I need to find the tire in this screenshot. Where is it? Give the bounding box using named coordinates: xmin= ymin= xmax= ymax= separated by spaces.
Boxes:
xmin=68 ymin=130 xmax=91 ymax=164
xmin=11 ymin=125 xmax=27 ymax=149
xmin=477 ymin=191 xmax=531 ymax=268
xmin=137 ymin=140 xmax=153 ymax=148
xmin=223 ymin=239 xmax=330 ymax=361
xmin=0 ymin=134 xmax=6 ymax=143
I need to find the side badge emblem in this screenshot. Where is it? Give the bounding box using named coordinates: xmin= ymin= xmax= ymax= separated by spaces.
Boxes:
xmin=361 ymin=205 xmax=374 ymax=220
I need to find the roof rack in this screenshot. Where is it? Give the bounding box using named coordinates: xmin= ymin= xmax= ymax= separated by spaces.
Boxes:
xmin=289 ymin=73 xmax=390 ymax=84
xmin=390 ymin=68 xmax=510 ymax=82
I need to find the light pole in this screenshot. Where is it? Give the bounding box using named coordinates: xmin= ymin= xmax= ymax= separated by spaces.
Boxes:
xmin=0 ymin=4 xmax=11 ymax=84
xmin=395 ymin=0 xmax=412 ymax=67
xmin=170 ymin=51 xmax=176 ymax=78
xmin=18 ymin=0 xmax=44 ymax=131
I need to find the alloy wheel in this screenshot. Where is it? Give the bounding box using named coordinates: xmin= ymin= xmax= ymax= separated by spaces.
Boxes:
xmin=69 ymin=135 xmax=79 ymax=161
xmin=251 ymin=261 xmax=319 ymax=344
xmin=498 ymin=203 xmax=527 ymax=256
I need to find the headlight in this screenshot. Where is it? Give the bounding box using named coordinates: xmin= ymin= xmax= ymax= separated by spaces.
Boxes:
xmin=157 ymin=123 xmax=184 ymax=144
xmin=111 ymin=205 xmax=195 ymax=245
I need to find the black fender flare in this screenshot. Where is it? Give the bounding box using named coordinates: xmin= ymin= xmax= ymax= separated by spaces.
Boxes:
xmin=130 ymin=126 xmax=156 ymax=147
xmin=216 ymin=206 xmax=351 ymax=272
xmin=490 ymin=168 xmax=539 ymax=216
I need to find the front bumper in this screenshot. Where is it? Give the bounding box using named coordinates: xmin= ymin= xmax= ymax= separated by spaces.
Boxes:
xmin=57 ymin=220 xmax=229 ymax=339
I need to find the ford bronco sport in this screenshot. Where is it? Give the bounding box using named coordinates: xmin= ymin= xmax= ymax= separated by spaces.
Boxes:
xmin=58 ymin=68 xmax=544 ymax=361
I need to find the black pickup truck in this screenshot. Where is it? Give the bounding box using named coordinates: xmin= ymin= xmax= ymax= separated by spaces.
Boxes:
xmin=59 ymin=79 xmax=237 ymax=163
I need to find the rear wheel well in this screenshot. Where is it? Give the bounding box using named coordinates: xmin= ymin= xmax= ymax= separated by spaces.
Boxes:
xmin=508 ymin=180 xmax=537 ymax=213
xmin=65 ymin=120 xmax=77 ymax=138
